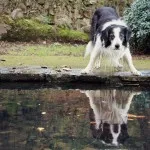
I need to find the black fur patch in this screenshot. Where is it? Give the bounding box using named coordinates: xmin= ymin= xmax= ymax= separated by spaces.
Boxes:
xmin=122 ymin=27 xmax=131 ymax=47
xmin=100 ymin=25 xmax=114 ymax=48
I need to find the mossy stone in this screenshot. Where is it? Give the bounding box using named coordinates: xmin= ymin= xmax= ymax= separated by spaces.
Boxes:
xmin=1 ymin=15 xmax=89 ymax=43
xmin=2 ymin=18 xmax=53 ymax=41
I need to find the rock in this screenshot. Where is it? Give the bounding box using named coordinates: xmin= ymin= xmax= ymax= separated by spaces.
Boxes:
xmin=55 ymin=14 xmax=72 ymax=28
xmin=81 ymin=25 xmax=90 ymax=33
xmin=11 ymin=8 xmax=24 ymax=20
xmin=83 ymin=0 xmax=97 ymax=6
xmin=89 ymin=0 xmax=97 ymax=4
xmin=44 ymin=0 xmax=50 ymax=10
xmin=38 ymin=0 xmax=45 ymax=5
xmin=49 ymin=9 xmax=55 ymax=16
xmin=26 ymin=0 xmax=32 ymax=7
xmin=62 ymin=68 xmax=71 ymax=72
xmin=0 ymin=6 xmax=3 ymax=14
xmin=80 ymin=18 xmax=90 ymax=32
xmin=0 ymin=23 xmax=10 ymax=39
xmin=18 ymin=3 xmax=26 ymax=11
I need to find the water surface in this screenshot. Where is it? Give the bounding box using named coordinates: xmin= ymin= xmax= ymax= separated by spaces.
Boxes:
xmin=0 ymin=84 xmax=150 ymax=150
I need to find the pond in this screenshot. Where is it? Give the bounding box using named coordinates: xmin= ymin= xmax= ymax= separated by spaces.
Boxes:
xmin=0 ymin=83 xmax=150 ymax=150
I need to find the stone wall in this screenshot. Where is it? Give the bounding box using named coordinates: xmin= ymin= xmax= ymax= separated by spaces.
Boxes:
xmin=0 ymin=0 xmax=133 ymax=32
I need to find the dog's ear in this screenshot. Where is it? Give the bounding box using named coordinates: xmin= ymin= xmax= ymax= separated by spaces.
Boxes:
xmin=122 ymin=27 xmax=132 ymax=47
xmin=124 ymin=27 xmax=132 ymax=42
xmin=101 ymin=29 xmax=108 ymax=40
xmin=101 ymin=29 xmax=111 ymax=48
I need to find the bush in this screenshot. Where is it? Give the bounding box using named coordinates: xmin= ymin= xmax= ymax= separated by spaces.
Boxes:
xmin=124 ymin=0 xmax=150 ymax=54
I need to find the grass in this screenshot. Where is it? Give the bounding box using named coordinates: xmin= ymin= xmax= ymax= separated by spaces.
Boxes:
xmin=0 ymin=43 xmax=150 ymax=70
xmin=9 ymin=43 xmax=85 ymax=57
xmin=0 ymin=55 xmax=88 ymax=68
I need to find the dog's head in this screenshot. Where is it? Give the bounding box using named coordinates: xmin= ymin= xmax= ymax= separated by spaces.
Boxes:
xmin=101 ymin=25 xmax=131 ymax=50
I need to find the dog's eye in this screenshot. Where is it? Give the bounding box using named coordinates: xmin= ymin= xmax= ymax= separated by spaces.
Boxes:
xmin=110 ymin=34 xmax=115 ymax=40
xmin=120 ymin=33 xmax=124 ymax=39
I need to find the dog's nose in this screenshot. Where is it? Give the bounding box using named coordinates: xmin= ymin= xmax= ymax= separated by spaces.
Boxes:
xmin=115 ymin=44 xmax=120 ymax=49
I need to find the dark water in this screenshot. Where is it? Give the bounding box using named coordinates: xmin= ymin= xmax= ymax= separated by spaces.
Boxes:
xmin=0 ymin=84 xmax=150 ymax=150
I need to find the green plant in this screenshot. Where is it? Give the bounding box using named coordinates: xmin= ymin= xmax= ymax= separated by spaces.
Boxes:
xmin=57 ymin=28 xmax=89 ymax=43
xmin=1 ymin=18 xmax=53 ymax=41
xmin=124 ymin=0 xmax=150 ymax=53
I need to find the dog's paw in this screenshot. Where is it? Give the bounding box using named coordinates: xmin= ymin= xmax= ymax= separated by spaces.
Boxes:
xmin=115 ymin=65 xmax=123 ymax=72
xmin=94 ymin=63 xmax=101 ymax=69
xmin=94 ymin=60 xmax=101 ymax=69
xmin=131 ymin=70 xmax=142 ymax=76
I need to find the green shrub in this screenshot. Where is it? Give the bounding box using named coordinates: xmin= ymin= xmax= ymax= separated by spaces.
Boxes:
xmin=57 ymin=28 xmax=89 ymax=43
xmin=124 ymin=0 xmax=150 ymax=53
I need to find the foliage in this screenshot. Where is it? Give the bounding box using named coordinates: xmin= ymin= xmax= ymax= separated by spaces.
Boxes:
xmin=33 ymin=15 xmax=54 ymax=25
xmin=124 ymin=0 xmax=150 ymax=53
xmin=57 ymin=28 xmax=89 ymax=43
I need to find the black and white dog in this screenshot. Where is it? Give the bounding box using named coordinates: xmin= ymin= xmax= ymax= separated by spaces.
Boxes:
xmin=82 ymin=7 xmax=141 ymax=75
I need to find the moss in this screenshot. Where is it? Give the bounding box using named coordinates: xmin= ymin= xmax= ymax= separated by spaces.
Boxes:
xmin=1 ymin=15 xmax=89 ymax=43
xmin=57 ymin=28 xmax=89 ymax=43
xmin=0 ymin=14 xmax=14 ymax=24
xmin=2 ymin=18 xmax=53 ymax=41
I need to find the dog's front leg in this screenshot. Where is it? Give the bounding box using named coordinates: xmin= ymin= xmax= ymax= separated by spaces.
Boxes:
xmin=94 ymin=53 xmax=103 ymax=69
xmin=112 ymin=59 xmax=123 ymax=71
xmin=124 ymin=49 xmax=141 ymax=75
xmin=81 ymin=41 xmax=100 ymax=74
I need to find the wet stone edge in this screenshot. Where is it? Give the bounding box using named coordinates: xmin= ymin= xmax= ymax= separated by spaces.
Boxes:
xmin=0 ymin=67 xmax=149 ymax=86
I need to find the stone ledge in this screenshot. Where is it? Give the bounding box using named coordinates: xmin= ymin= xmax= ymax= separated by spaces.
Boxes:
xmin=0 ymin=66 xmax=150 ymax=86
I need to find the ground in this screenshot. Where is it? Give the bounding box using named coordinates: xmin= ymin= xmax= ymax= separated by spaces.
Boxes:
xmin=0 ymin=41 xmax=150 ymax=71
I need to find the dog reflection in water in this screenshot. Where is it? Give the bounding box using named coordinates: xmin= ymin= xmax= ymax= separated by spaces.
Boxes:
xmin=82 ymin=90 xmax=140 ymax=146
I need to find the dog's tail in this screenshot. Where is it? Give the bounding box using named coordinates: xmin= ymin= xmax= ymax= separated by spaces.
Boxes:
xmin=84 ymin=41 xmax=94 ymax=58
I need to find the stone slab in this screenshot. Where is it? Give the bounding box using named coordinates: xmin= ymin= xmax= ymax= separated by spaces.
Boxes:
xmin=0 ymin=66 xmax=150 ymax=86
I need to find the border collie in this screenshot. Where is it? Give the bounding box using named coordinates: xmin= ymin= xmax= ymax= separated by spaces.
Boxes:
xmin=81 ymin=7 xmax=141 ymax=75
